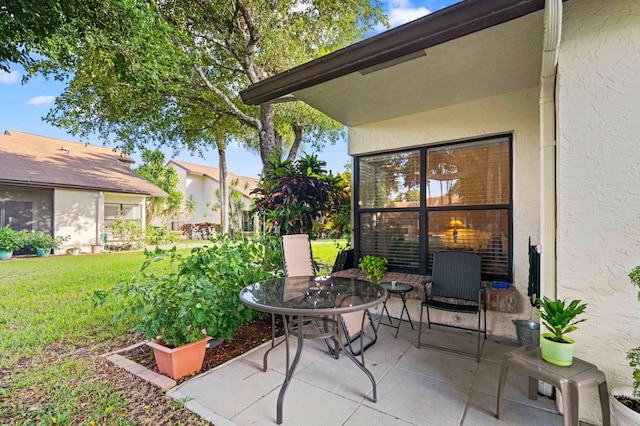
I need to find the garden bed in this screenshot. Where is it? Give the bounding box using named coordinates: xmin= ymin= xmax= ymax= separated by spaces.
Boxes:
xmin=120 ymin=316 xmax=281 ymax=385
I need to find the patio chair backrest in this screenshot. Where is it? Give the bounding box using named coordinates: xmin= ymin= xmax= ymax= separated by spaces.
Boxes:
xmin=282 ymin=234 xmax=315 ymax=277
xmin=431 ymin=251 xmax=481 ymax=301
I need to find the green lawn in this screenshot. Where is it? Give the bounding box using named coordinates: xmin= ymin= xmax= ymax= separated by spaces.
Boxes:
xmin=0 ymin=240 xmax=344 ymax=424
xmin=311 ymin=238 xmax=347 ymax=274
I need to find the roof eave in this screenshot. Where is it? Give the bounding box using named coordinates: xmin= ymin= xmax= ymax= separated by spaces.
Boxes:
xmin=0 ymin=179 xmax=167 ymax=197
xmin=240 ymin=0 xmax=545 ymax=106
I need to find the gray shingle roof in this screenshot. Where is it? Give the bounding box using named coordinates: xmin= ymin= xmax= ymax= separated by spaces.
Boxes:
xmin=0 ymin=130 xmax=167 ymax=197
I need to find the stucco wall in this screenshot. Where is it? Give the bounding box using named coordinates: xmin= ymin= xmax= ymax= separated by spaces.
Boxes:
xmin=558 ymin=0 xmax=640 ymax=422
xmin=349 ymin=86 xmax=541 ymax=338
xmin=54 ymin=189 xmax=99 ymax=252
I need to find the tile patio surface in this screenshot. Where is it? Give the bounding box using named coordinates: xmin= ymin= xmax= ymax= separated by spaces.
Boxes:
xmin=169 ymin=299 xmax=578 ymax=426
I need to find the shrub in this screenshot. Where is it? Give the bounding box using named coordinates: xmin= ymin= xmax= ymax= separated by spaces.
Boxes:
xmin=96 ymin=234 xmax=282 ymax=347
xmin=0 ymin=225 xmax=27 ymax=252
xmin=145 ymin=226 xmax=179 ymax=245
xmin=25 ymin=230 xmax=70 ymax=250
xmin=104 ymin=215 xmax=145 ymax=250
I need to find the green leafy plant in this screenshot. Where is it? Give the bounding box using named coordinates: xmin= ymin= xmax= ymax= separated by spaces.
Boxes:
xmin=26 ymin=230 xmax=70 ymax=250
xmin=537 ymin=296 xmax=587 ymax=343
xmin=104 ymin=215 xmax=145 ymax=250
xmin=95 ymin=234 xmax=280 ymax=347
xmin=358 ymin=255 xmax=388 ymax=284
xmin=0 ymin=225 xmax=27 ymax=252
xmin=251 ymin=154 xmax=349 ymax=238
xmin=628 ymin=266 xmax=640 ymax=399
xmin=145 ymin=226 xmax=179 ymax=245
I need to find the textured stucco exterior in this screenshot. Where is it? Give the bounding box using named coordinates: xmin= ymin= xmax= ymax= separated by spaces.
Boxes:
xmin=556 ymin=0 xmax=640 ymax=421
xmin=54 ymin=189 xmax=99 ymax=252
xmin=349 ymin=87 xmax=541 ymax=339
xmin=168 ymin=162 xmax=257 ymax=231
xmin=53 ymin=190 xmax=146 ymax=252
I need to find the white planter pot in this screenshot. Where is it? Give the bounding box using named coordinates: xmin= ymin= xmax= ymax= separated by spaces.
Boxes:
xmin=610 ymin=386 xmax=640 ymax=426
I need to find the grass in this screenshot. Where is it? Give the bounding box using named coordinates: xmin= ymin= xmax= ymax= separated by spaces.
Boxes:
xmin=0 ymin=239 xmax=343 ymax=424
xmin=311 ymin=239 xmax=347 ymax=274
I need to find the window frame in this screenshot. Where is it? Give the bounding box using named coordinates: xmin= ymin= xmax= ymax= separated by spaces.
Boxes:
xmin=354 ymin=134 xmax=513 ymax=282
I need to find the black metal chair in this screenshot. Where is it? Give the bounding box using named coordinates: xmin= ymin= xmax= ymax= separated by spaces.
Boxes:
xmin=417 ymin=251 xmax=486 ymax=361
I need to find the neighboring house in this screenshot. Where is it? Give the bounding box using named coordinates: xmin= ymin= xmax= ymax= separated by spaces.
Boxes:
xmin=241 ymin=0 xmax=640 ymax=422
xmin=0 ymin=130 xmax=167 ymax=252
xmin=167 ymin=160 xmax=259 ymax=235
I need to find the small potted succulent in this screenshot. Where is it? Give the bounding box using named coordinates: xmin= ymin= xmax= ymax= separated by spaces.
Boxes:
xmin=0 ymin=225 xmax=27 ymax=260
xmin=26 ymin=231 xmax=70 ymax=256
xmin=610 ymin=266 xmax=640 ymax=424
xmin=358 ymin=255 xmax=388 ymax=284
xmin=537 ymin=296 xmax=587 ymax=366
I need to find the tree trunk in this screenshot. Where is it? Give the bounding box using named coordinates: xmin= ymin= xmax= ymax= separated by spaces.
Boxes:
xmin=258 ymin=103 xmax=279 ymax=174
xmin=286 ymin=123 xmax=303 ymax=163
xmin=218 ymin=143 xmax=229 ymax=235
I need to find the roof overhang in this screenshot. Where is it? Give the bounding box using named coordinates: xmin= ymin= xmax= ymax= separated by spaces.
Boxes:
xmin=240 ymin=0 xmax=546 ymax=126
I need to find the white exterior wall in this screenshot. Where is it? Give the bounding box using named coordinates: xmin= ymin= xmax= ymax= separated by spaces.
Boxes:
xmin=557 ymin=0 xmax=640 ymax=422
xmin=203 ymin=176 xmax=221 ymax=224
xmin=54 ymin=189 xmax=99 ymax=252
xmin=349 ymin=87 xmax=541 ymax=338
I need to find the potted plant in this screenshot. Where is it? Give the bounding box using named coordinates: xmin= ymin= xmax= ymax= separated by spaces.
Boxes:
xmin=610 ymin=266 xmax=640 ymax=424
xmin=358 ymin=255 xmax=388 ymax=284
xmin=0 ymin=225 xmax=27 ymax=260
xmin=26 ymin=231 xmax=70 ymax=256
xmin=66 ymin=246 xmax=81 ymax=255
xmin=537 ymin=296 xmax=587 ymax=366
xmin=94 ymin=238 xmax=274 ymax=379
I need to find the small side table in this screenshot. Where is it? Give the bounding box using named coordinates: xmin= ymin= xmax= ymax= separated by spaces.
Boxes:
xmin=496 ymin=345 xmax=610 ymax=426
xmin=378 ymin=282 xmax=415 ymax=338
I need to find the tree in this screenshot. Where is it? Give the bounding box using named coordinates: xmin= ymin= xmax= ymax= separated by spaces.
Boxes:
xmin=0 ymin=0 xmax=101 ymax=71
xmin=135 ymin=150 xmax=183 ymax=224
xmin=251 ymin=153 xmax=348 ymax=237
xmin=14 ymin=0 xmax=385 ymax=174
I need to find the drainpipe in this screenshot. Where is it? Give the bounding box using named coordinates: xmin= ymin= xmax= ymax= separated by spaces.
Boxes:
xmin=539 ymin=0 xmax=562 ymax=300
xmin=96 ymin=192 xmax=104 ymax=245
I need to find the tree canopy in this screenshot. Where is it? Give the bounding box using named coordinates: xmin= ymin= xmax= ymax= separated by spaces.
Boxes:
xmin=135 ymin=150 xmax=183 ymax=224
xmin=7 ymin=0 xmax=386 ymax=174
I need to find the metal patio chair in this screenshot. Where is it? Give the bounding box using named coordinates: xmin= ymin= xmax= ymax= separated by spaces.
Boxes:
xmin=418 ymin=251 xmax=486 ymax=361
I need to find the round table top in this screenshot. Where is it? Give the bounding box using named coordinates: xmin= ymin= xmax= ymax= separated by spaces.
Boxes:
xmin=240 ymin=276 xmax=387 ymax=316
xmin=380 ymin=282 xmax=413 ymax=293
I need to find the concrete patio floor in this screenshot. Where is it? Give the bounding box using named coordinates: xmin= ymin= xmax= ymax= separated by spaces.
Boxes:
xmin=169 ymin=299 xmax=576 ymax=426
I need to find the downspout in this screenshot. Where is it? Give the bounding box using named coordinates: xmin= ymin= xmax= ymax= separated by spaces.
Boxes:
xmin=540 ymin=0 xmax=562 ymax=300
xmin=96 ymin=192 xmax=104 ymax=245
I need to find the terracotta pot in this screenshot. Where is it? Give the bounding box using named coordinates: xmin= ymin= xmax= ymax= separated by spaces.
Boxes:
xmin=147 ymin=337 xmax=209 ymax=380
xmin=540 ymin=333 xmax=575 ymax=366
xmin=611 ymin=386 xmax=640 ymax=426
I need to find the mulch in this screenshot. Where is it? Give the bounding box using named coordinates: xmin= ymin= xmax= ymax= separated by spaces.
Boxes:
xmin=121 ymin=315 xmax=282 ymax=385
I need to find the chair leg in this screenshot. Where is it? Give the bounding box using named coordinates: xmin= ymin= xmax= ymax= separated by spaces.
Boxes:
xmin=426 ymin=304 xmax=432 ymax=329
xmin=418 ymin=304 xmax=424 ymax=348
xmin=476 ymin=311 xmax=481 ymax=362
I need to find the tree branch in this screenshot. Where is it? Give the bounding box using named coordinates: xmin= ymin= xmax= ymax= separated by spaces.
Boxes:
xmin=287 ymin=123 xmax=303 ymax=162
xmin=193 ymin=65 xmax=259 ymax=129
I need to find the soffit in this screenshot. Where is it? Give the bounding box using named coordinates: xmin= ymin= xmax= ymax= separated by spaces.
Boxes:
xmin=293 ymin=10 xmax=543 ymax=127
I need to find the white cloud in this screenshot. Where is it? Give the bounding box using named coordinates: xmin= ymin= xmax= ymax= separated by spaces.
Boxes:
xmin=27 ymin=95 xmax=56 ymax=106
xmin=374 ymin=0 xmax=432 ymax=32
xmin=0 ymin=70 xmax=20 ymax=84
xmin=387 ymin=0 xmax=431 ymax=27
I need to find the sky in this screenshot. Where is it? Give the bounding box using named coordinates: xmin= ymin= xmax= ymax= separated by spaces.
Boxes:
xmin=0 ymin=0 xmax=458 ymax=179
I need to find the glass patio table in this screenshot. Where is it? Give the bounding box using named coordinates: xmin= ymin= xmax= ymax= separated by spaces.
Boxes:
xmin=240 ymin=275 xmax=387 ymax=424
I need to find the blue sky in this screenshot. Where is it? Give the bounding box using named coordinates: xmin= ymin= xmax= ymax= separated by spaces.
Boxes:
xmin=0 ymin=0 xmax=458 ymax=178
